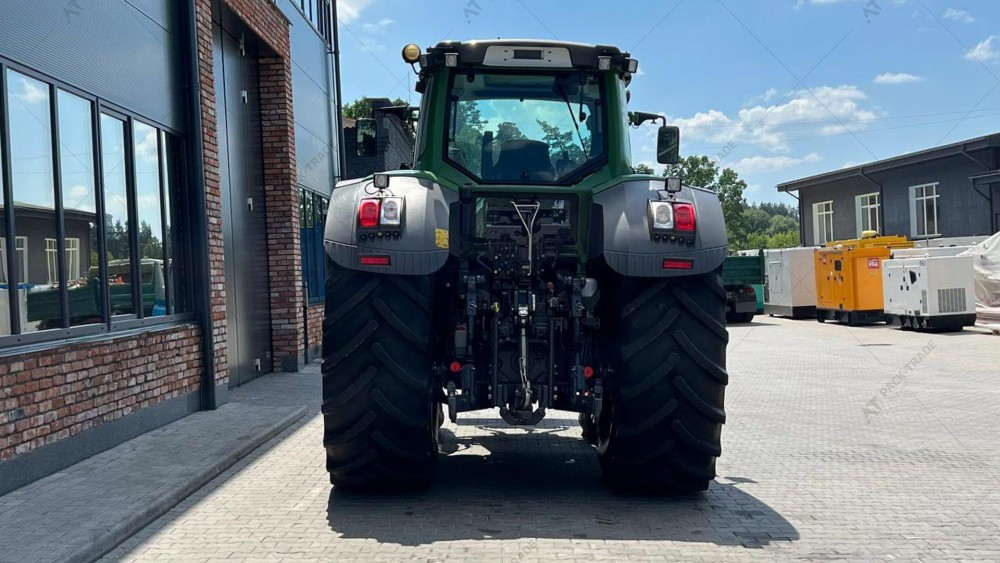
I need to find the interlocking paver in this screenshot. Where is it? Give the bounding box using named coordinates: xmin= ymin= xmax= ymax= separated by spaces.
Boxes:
xmin=96 ymin=318 xmax=1000 ymax=561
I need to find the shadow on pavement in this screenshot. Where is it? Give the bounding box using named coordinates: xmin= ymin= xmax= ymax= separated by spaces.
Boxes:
xmin=326 ymin=421 xmax=799 ymax=548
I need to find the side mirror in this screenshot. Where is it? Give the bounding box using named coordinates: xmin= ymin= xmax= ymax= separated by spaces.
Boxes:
xmin=356 ymin=118 xmax=378 ymax=157
xmin=656 ymin=125 xmax=680 ymax=164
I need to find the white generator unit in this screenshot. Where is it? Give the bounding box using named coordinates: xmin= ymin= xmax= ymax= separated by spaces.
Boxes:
xmin=764 ymin=247 xmax=817 ymax=319
xmin=882 ymin=251 xmax=976 ymax=331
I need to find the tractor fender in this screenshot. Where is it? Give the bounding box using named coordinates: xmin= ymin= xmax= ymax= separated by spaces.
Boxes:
xmin=324 ymin=175 xmax=457 ymax=275
xmin=592 ymin=179 xmax=728 ymax=277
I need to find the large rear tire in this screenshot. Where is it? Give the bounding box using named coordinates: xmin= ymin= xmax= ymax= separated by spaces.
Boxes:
xmin=322 ymin=263 xmax=438 ymax=490
xmin=598 ymin=268 xmax=729 ymax=493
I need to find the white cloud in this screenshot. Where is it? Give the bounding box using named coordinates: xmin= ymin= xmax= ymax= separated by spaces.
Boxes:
xmin=965 ymin=36 xmax=999 ymax=63
xmin=338 ymin=0 xmax=373 ymax=24
xmin=669 ymin=85 xmax=879 ymax=152
xmin=360 ymin=18 xmax=395 ymax=33
xmin=943 ymin=8 xmax=974 ymax=23
xmin=13 ymin=76 xmax=47 ymax=105
xmin=873 ymin=72 xmax=924 ymax=84
xmin=745 ymin=88 xmax=779 ymax=106
xmin=734 ymin=152 xmax=822 ymax=173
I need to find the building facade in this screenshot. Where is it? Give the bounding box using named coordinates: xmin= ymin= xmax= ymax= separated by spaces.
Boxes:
xmin=0 ymin=0 xmax=342 ymax=494
xmin=778 ymin=134 xmax=1000 ymax=247
xmin=343 ymin=99 xmax=415 ymax=180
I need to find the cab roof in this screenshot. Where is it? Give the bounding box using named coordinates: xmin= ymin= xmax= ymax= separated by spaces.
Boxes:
xmin=428 ymin=39 xmax=628 ymax=69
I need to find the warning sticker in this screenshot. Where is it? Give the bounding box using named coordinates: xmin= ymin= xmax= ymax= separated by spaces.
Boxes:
xmin=868 ymin=257 xmax=880 ymax=269
xmin=435 ymin=228 xmax=449 ymax=249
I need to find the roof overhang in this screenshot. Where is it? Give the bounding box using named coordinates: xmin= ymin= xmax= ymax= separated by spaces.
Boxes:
xmin=777 ymin=133 xmax=1000 ymax=193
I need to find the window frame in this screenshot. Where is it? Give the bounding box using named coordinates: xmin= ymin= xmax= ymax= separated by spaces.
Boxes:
xmin=0 ymin=56 xmax=193 ymax=349
xmin=812 ymin=200 xmax=834 ymax=245
xmin=300 ymin=188 xmax=329 ymax=306
xmin=293 ymin=0 xmax=333 ymax=46
xmin=909 ymin=182 xmax=940 ymax=239
xmin=855 ymin=192 xmax=880 ymax=237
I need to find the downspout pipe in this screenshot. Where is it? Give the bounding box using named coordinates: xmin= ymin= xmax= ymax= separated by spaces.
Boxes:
xmin=183 ymin=0 xmax=219 ymax=410
xmin=859 ymin=167 xmax=882 ymax=235
xmin=331 ymin=0 xmax=347 ymax=182
xmin=960 ymin=144 xmax=996 ymax=233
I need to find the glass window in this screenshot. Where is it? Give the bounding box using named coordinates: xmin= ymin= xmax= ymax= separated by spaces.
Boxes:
xmin=159 ymin=131 xmax=188 ymax=315
xmin=910 ymin=183 xmax=940 ymax=239
xmin=856 ymin=193 xmax=879 ymax=237
xmin=445 ymin=71 xmax=606 ymax=184
xmin=300 ymin=190 xmax=329 ymax=303
xmin=101 ymin=113 xmax=134 ymax=316
xmin=57 ymin=89 xmax=102 ymax=326
xmin=7 ymin=69 xmax=61 ymax=332
xmin=133 ymin=121 xmax=165 ymax=317
xmin=813 ymin=201 xmax=834 ymax=245
xmin=45 ymin=238 xmax=58 ymax=283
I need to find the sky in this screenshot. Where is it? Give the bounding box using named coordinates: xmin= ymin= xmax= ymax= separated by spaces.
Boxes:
xmin=337 ymin=0 xmax=1000 ymax=205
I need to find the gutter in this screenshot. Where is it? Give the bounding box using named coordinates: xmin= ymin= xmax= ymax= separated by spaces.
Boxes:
xmin=183 ymin=0 xmax=219 ymax=410
xmin=331 ymin=0 xmax=347 ymax=182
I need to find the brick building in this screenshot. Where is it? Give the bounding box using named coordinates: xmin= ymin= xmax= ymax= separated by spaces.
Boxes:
xmin=343 ymin=99 xmax=415 ymax=180
xmin=0 ymin=0 xmax=343 ymax=493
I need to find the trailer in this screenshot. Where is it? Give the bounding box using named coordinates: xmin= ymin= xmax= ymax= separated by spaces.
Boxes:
xmin=763 ymin=246 xmax=817 ymax=319
xmin=723 ymin=250 xmax=764 ymax=323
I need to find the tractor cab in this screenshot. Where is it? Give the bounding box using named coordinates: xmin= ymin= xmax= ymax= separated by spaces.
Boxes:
xmin=398 ymin=40 xmax=677 ymax=188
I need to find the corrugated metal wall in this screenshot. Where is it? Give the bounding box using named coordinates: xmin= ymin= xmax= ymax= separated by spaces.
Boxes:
xmin=0 ymin=0 xmax=184 ymax=131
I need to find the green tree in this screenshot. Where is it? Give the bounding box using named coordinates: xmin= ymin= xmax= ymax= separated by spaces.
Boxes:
xmin=495 ymin=121 xmax=526 ymax=143
xmin=138 ymin=221 xmax=162 ymax=260
xmin=536 ymin=119 xmax=586 ymax=162
xmin=662 ymin=155 xmax=718 ymax=191
xmin=744 ymin=207 xmax=772 ymax=234
xmin=453 ymin=101 xmax=487 ymax=173
xmin=634 ymin=163 xmax=655 ymax=175
xmin=663 ymin=156 xmax=749 ymax=247
xmin=343 ymin=97 xmax=408 ymax=119
xmin=767 ymin=214 xmax=798 ymax=235
xmin=768 ymin=228 xmax=800 ymax=248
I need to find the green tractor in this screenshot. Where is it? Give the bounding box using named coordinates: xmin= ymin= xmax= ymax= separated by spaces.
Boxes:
xmin=322 ymin=40 xmax=729 ymax=493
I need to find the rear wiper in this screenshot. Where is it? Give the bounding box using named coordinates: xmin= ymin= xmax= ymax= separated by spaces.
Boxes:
xmin=555 ymin=79 xmax=586 ymax=153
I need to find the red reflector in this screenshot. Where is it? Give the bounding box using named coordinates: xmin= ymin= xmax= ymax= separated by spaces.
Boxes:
xmin=358 ymin=198 xmax=381 ymax=228
xmin=583 ymin=366 xmax=594 ymax=379
xmin=673 ymin=202 xmax=696 ymax=232
xmin=359 ymin=255 xmax=390 ymax=266
xmin=449 ymin=361 xmax=462 ymax=373
xmin=662 ymin=259 xmax=694 ymax=270
xmin=742 ymin=287 xmax=756 ymax=295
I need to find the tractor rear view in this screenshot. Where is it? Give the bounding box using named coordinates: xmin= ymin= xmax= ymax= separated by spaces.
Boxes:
xmin=322 ymin=40 xmax=729 ymax=493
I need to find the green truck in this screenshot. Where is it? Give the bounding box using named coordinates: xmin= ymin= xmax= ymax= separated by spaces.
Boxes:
xmin=723 ymin=250 xmax=765 ymax=323
xmin=25 ymin=259 xmax=166 ymax=328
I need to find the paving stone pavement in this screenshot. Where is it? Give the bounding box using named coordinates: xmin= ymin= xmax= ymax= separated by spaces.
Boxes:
xmin=0 ymin=374 xmax=311 ymax=563
xmin=100 ymin=317 xmax=1000 ymax=562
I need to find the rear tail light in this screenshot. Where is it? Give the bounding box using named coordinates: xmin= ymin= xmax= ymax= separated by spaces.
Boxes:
xmin=673 ymin=202 xmax=696 ymax=231
xmin=358 ymin=199 xmax=381 ymax=228
xmin=359 ymin=255 xmax=390 ymax=266
xmin=662 ymin=259 xmax=694 ymax=270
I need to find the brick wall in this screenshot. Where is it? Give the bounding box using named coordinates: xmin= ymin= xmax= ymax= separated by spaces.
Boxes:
xmin=306 ymin=303 xmax=323 ymax=361
xmin=0 ymin=325 xmax=202 ymax=461
xmin=260 ymin=54 xmax=302 ymax=371
xmin=194 ymin=0 xmax=228 ymax=386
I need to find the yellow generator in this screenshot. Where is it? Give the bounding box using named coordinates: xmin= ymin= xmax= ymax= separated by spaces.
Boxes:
xmin=814 ymin=232 xmax=913 ymax=325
